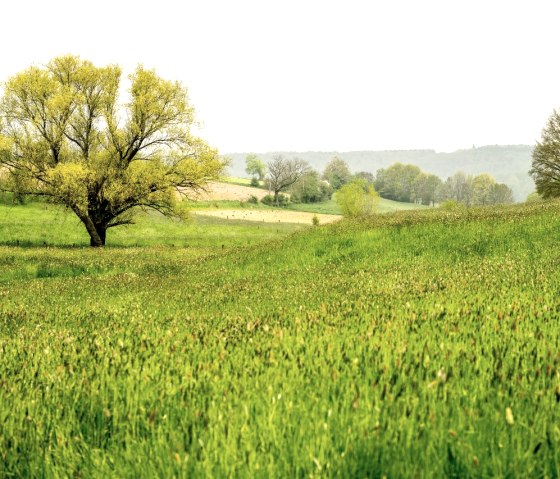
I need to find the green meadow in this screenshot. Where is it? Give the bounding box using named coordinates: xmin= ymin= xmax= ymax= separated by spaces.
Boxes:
xmin=1 ymin=200 xmax=559 ymax=477
xmin=286 ymin=196 xmax=428 ymax=215
xmin=0 ymin=202 xmax=304 ymax=249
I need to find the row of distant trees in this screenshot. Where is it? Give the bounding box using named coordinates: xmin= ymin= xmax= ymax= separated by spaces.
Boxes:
xmin=374 ymin=163 xmax=514 ymax=206
xmin=245 ymin=154 xmax=514 ymax=207
xmin=247 ymin=106 xmax=560 ymax=209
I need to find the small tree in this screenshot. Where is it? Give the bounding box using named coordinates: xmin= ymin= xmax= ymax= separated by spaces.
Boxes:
xmin=266 ymin=155 xmax=310 ymax=206
xmin=447 ymin=171 xmax=474 ymax=205
xmin=353 ymin=171 xmax=375 ymax=184
xmin=530 ymin=109 xmax=560 ymax=198
xmin=245 ymin=153 xmax=266 ymax=183
xmin=489 ymin=183 xmax=514 ymax=204
xmin=290 ymin=169 xmax=332 ymax=203
xmin=472 ymin=173 xmax=496 ymax=205
xmin=336 ymin=179 xmax=379 ymax=217
xmin=0 ymin=56 xmax=224 ymax=246
xmin=413 ymin=172 xmax=442 ymax=206
xmin=322 ymin=156 xmax=351 ymax=190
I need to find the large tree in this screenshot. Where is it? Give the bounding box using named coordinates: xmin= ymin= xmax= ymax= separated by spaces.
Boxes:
xmin=0 ymin=56 xmax=224 ymax=246
xmin=266 ymin=155 xmax=310 ymax=206
xmin=530 ymin=109 xmax=560 ymax=198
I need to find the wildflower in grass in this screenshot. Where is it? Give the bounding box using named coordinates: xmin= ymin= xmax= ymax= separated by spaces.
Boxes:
xmin=505 ymin=407 xmax=514 ymax=425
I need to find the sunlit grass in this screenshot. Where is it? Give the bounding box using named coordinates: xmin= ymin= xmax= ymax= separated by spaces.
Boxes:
xmin=220 ymin=176 xmax=264 ymax=187
xmin=1 ymin=200 xmax=559 ymax=477
xmin=0 ymin=202 xmax=304 ymax=248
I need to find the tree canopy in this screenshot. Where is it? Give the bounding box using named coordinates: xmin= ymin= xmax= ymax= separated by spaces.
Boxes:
xmin=289 ymin=169 xmax=332 ymax=203
xmin=0 ymin=56 xmax=224 ymax=246
xmin=266 ymin=155 xmax=310 ymax=206
xmin=373 ymin=163 xmax=513 ymax=207
xmin=374 ymin=163 xmax=422 ymax=203
xmin=322 ymin=156 xmax=351 ymax=190
xmin=437 ymin=171 xmax=513 ymax=206
xmin=245 ymin=153 xmax=266 ymax=181
xmin=530 ymin=109 xmax=560 ymax=198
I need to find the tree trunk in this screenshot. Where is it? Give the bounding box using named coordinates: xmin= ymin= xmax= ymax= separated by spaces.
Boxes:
xmin=89 ymin=226 xmax=106 ymax=247
xmin=78 ymin=214 xmax=106 ymax=247
xmin=274 ymin=190 xmax=279 ymax=207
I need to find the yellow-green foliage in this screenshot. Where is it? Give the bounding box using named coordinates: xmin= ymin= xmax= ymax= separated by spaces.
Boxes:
xmin=46 ymin=163 xmax=90 ymax=212
xmin=0 ymin=56 xmax=224 ymax=245
xmin=336 ymin=178 xmax=380 ymax=217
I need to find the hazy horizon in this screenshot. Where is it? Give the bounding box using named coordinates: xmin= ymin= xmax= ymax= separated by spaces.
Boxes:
xmin=222 ymin=143 xmax=534 ymax=155
xmin=1 ymin=1 xmax=559 ymax=153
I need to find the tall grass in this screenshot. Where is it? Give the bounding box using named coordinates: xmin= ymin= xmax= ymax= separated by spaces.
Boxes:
xmin=0 ymin=200 xmax=559 ymax=477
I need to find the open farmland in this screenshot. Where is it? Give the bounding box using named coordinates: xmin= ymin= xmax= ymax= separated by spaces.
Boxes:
xmin=187 ymin=179 xmax=425 ymax=218
xmin=193 ymin=181 xmax=271 ymax=201
xmin=1 ymin=201 xmax=560 ymax=477
xmin=192 ymin=208 xmax=341 ymax=224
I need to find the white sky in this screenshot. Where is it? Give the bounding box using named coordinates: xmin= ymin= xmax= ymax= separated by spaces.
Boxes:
xmin=1 ymin=0 xmax=559 ymax=153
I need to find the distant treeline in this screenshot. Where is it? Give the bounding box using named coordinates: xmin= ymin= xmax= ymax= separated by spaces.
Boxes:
xmin=226 ymin=145 xmax=534 ymax=201
xmin=249 ymin=155 xmax=515 ymax=206
xmin=374 ymin=163 xmax=514 ymax=206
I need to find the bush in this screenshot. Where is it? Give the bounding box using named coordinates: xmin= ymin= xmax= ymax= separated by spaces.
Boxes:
xmin=336 ymin=179 xmax=379 ymax=217
xmin=261 ymin=194 xmax=289 ymax=207
xmin=525 ymin=192 xmax=543 ymax=203
xmin=261 ymin=194 xmax=274 ymax=206
xmin=0 ymin=191 xmax=12 ymax=205
xmin=247 ymin=195 xmax=259 ymax=204
xmin=0 ymin=191 xmax=25 ymax=205
xmin=250 ymin=177 xmax=260 ymax=187
xmin=440 ymin=200 xmax=467 ymax=211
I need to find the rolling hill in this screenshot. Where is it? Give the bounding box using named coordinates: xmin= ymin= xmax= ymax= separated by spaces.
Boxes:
xmin=1 ymin=200 xmax=559 ymax=476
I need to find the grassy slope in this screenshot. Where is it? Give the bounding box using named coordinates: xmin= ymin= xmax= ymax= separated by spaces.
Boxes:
xmin=220 ymin=176 xmax=257 ymax=187
xmin=0 ymin=202 xmax=304 ymax=249
xmin=1 ymin=201 xmax=560 ymax=477
xmin=286 ymin=196 xmax=428 ymax=215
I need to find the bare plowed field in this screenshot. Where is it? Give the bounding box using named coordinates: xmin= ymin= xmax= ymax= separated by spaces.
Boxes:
xmin=192 ymin=209 xmax=341 ymax=224
xmin=194 ymin=182 xmax=270 ymax=201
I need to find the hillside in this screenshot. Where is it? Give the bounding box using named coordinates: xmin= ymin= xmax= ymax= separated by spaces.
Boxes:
xmin=190 ymin=181 xmax=425 ymax=217
xmin=225 ymin=145 xmax=535 ymax=201
xmin=1 ymin=201 xmax=559 ymax=476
